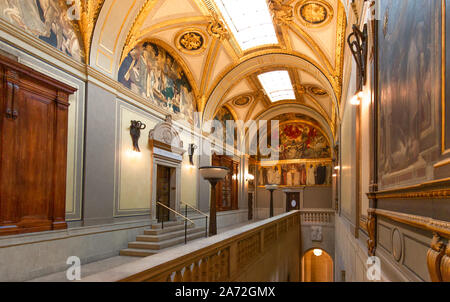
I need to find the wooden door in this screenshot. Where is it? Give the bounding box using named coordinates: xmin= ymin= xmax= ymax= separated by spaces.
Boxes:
xmin=286 ymin=192 xmax=300 ymax=212
xmin=156 ymin=165 xmax=171 ymax=222
xmin=248 ymin=192 xmax=253 ymax=220
xmin=0 ymin=55 xmax=75 ymax=235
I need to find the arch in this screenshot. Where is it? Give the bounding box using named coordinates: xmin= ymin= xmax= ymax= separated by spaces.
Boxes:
xmin=301 ymin=248 xmax=334 ymax=282
xmin=246 ymin=104 xmax=335 ymax=152
xmin=202 ymin=52 xmax=340 ymax=126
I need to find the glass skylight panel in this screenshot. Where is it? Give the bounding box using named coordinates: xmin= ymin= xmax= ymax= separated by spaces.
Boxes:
xmin=214 ymin=0 xmax=279 ymax=50
xmin=258 ymin=71 xmax=296 ymax=103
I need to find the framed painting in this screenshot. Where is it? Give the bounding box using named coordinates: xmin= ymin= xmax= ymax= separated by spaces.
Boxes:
xmin=377 ymin=0 xmax=442 ymax=189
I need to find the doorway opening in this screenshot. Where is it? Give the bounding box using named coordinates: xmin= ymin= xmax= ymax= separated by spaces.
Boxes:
xmin=301 ymin=248 xmax=334 ymax=282
xmin=156 ymin=165 xmax=176 ymax=222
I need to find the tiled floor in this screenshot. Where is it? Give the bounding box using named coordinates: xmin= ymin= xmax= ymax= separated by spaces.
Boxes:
xmin=28 ymin=219 xmax=258 ymax=282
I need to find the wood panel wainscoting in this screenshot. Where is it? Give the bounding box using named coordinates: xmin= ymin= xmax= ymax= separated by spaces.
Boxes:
xmin=83 ymin=211 xmax=301 ymax=282
xmin=0 ymin=54 xmax=76 ymax=236
xmin=366 ymin=178 xmax=450 ymax=282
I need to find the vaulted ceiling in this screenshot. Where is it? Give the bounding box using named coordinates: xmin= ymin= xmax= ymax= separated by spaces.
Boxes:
xmin=80 ymin=0 xmax=351 ymax=142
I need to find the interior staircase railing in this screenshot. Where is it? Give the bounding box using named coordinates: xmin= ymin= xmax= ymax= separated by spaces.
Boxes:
xmin=181 ymin=201 xmax=209 ymax=238
xmin=156 ymin=202 xmax=195 ymax=244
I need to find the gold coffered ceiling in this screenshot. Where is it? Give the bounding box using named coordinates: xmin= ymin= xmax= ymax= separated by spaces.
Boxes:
xmin=84 ymin=0 xmax=348 ymax=138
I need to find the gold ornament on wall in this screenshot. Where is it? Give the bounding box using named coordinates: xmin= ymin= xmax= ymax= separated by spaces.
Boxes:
xmin=175 ymin=29 xmax=208 ymax=54
xmin=295 ymin=0 xmax=334 ymax=28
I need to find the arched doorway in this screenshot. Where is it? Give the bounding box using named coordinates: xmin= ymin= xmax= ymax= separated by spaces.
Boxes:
xmin=302 ymin=249 xmax=334 ymax=282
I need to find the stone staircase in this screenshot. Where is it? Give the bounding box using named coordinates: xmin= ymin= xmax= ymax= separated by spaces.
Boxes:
xmin=120 ymin=221 xmax=206 ymax=257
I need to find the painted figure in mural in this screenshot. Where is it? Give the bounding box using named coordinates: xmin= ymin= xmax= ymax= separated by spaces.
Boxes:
xmin=279 ymin=122 xmax=330 ymax=160
xmin=307 ymin=164 xmax=315 ymax=186
xmin=0 ymin=0 xmax=83 ymax=62
xmin=119 ymin=41 xmax=196 ymax=124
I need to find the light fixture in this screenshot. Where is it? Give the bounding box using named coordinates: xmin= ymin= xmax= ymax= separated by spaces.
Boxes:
xmin=258 ymin=71 xmax=296 ymax=103
xmin=265 ymin=184 xmax=279 ymax=218
xmin=334 ymin=166 xmax=340 ymax=171
xmin=188 ymin=144 xmax=197 ymax=166
xmin=313 ymin=249 xmax=323 ymax=257
xmin=350 ymin=91 xmax=364 ymax=106
xmin=199 ymin=166 xmax=229 ymax=236
xmin=246 ymin=174 xmax=255 ymax=181
xmin=214 ymin=0 xmax=278 ymax=50
xmin=130 ymin=120 xmax=146 ymax=152
xmin=347 ymin=23 xmax=368 ymax=92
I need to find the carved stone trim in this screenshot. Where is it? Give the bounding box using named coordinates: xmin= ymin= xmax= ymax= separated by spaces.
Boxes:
xmin=374 ymin=209 xmax=450 ymax=239
xmin=148 ymin=115 xmax=185 ymax=155
xmin=427 ymin=233 xmax=446 ymax=282
xmin=367 ymin=178 xmax=450 ymax=200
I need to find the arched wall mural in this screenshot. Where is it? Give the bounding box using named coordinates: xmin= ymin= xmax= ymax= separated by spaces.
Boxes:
xmin=118 ymin=41 xmax=197 ymax=125
xmin=0 ymin=0 xmax=84 ymax=62
xmin=257 ymin=118 xmax=332 ymax=188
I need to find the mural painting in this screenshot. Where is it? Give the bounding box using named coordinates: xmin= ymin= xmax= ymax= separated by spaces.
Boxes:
xmin=0 ymin=0 xmax=84 ymax=62
xmin=118 ymin=41 xmax=197 ymax=125
xmin=378 ymin=0 xmax=442 ymax=188
xmin=257 ymin=162 xmax=332 ymax=187
xmin=257 ymin=121 xmax=332 ymax=187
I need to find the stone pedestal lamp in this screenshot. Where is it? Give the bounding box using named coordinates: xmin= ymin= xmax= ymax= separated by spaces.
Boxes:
xmin=265 ymin=184 xmax=279 ymax=218
xmin=199 ymin=166 xmax=229 ymax=236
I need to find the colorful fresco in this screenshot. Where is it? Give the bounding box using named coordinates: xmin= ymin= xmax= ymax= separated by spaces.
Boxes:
xmin=257 ymin=162 xmax=332 ymax=187
xmin=0 ymin=0 xmax=84 ymax=62
xmin=278 ymin=122 xmax=331 ymax=160
xmin=377 ymin=0 xmax=441 ymax=188
xmin=118 ymin=41 xmax=197 ymax=125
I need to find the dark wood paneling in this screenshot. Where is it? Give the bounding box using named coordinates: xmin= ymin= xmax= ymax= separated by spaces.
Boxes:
xmin=0 ymin=54 xmax=76 ymax=235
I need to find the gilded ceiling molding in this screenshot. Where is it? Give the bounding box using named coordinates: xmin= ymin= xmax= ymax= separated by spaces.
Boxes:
xmin=205 ymin=50 xmax=339 ymax=116
xmin=175 ymin=28 xmax=209 ymax=55
xmin=269 ymin=0 xmax=295 ymax=26
xmin=200 ymin=38 xmax=220 ymax=97
xmin=207 ymin=16 xmax=230 ymax=40
xmin=76 ymin=0 xmax=106 ymax=63
xmin=334 ymin=0 xmax=347 ymax=102
xmin=120 ymin=0 xmax=158 ymax=65
xmin=295 ymin=0 xmax=334 ymax=28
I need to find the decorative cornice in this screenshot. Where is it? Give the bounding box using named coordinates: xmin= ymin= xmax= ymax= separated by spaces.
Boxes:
xmin=367 ymin=178 xmax=450 ymax=200
xmin=374 ymin=209 xmax=450 ymax=239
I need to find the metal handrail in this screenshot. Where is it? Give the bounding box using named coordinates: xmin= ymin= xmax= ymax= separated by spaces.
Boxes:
xmin=181 ymin=202 xmax=209 ymax=217
xmin=181 ymin=202 xmax=209 ymax=238
xmin=157 ymin=202 xmax=194 ymax=224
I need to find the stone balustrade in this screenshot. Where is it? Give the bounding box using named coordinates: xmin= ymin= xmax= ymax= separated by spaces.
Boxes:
xmin=83 ymin=211 xmax=301 ymax=282
xmin=300 ymin=209 xmax=335 ymax=226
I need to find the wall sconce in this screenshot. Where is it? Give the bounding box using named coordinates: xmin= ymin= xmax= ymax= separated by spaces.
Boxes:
xmin=347 ymin=23 xmax=368 ymax=92
xmin=130 ymin=120 xmax=146 ymax=152
xmin=188 ymin=143 xmax=197 ymax=166
xmin=246 ymin=174 xmax=255 ymax=182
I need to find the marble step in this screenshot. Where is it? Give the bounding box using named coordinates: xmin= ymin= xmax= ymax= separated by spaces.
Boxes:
xmin=137 ymin=227 xmax=206 ymax=242
xmin=128 ymin=229 xmax=206 ymax=250
xmin=119 ymin=248 xmax=158 ymax=257
xmin=151 ymin=221 xmax=185 ymax=229
xmin=144 ymin=223 xmax=195 ymax=235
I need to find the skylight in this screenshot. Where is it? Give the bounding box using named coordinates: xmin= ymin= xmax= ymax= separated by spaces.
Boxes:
xmin=214 ymin=0 xmax=279 ymax=50
xmin=258 ymin=71 xmax=296 ymax=103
